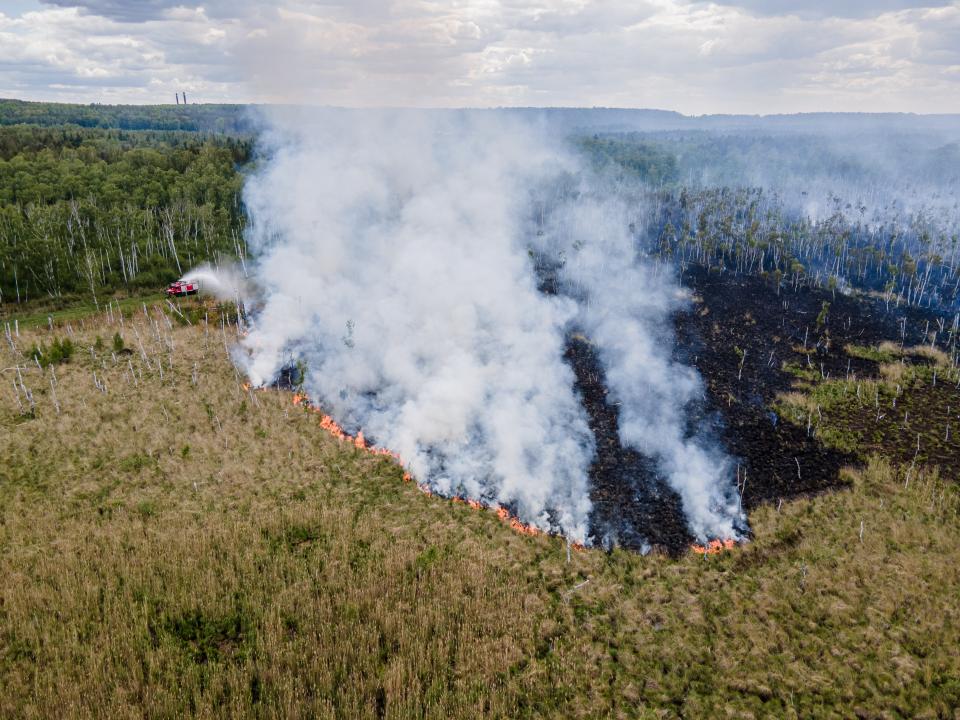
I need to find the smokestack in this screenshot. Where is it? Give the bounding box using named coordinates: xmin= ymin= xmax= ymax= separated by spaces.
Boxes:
xmin=182 ymin=92 xmax=187 ymax=105
xmin=175 ymin=93 xmax=180 ymax=106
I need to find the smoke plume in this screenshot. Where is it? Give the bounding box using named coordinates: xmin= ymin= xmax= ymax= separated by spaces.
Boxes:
xmin=238 ymin=108 xmax=742 ymax=544
xmin=532 ymin=180 xmax=742 ymax=540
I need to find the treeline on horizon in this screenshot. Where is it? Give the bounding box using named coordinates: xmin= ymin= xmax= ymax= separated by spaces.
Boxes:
xmin=1 ymin=99 xmax=958 ymax=314
xmin=0 ymin=98 xmax=252 ymax=134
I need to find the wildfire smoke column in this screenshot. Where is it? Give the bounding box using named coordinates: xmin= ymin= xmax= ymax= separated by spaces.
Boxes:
xmin=238 ymin=107 xmax=744 ymax=547
xmin=532 ymin=184 xmax=744 ymax=542
xmin=238 ymin=109 xmax=596 ymax=542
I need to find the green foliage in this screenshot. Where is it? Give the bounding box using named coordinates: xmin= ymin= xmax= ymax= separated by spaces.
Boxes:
xmin=294 ymin=359 xmax=308 ymax=393
xmin=816 ymin=300 xmax=830 ymax=328
xmin=782 ymin=360 xmax=819 ymax=384
xmin=112 ymin=332 xmax=125 ymax=353
xmin=161 ymin=608 xmax=254 ymax=664
xmin=0 ymin=99 xmax=250 ymax=134
xmin=0 ymin=125 xmax=250 ymax=205
xmin=136 ymin=500 xmax=157 ymax=520
xmin=846 ymin=344 xmax=898 ymax=364
xmin=119 ymin=453 xmax=155 ymax=473
xmin=575 ymin=135 xmax=679 ymax=185
xmin=26 ymin=336 xmax=74 ymax=367
xmin=0 ymin=123 xmax=250 ymax=304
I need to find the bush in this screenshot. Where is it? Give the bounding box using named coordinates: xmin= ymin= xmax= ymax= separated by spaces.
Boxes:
xmin=27 ymin=336 xmax=74 ymax=368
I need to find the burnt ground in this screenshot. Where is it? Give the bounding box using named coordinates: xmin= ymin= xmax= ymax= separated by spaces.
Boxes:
xmin=675 ymin=266 xmax=948 ymax=501
xmin=274 ymin=363 xmax=303 ymax=391
xmin=812 ymin=372 xmax=960 ymax=470
xmin=566 ymin=338 xmax=692 ymax=553
xmin=566 ymin=263 xmax=945 ymax=556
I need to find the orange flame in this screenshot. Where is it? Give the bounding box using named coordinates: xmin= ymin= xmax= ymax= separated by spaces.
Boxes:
xmin=286 ymin=389 xmax=573 ymax=545
xmin=508 ymin=516 xmax=542 ymax=537
xmin=493 ymin=505 xmax=542 ymax=536
xmin=691 ymin=538 xmax=737 ymax=555
xmin=318 ymin=414 xmax=347 ymax=440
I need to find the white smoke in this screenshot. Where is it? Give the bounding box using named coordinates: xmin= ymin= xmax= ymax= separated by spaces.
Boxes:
xmin=238 ymin=108 xmax=742 ymax=544
xmin=533 ymin=182 xmax=743 ymax=540
xmin=238 ymin=110 xmax=595 ymax=541
xmin=179 ymin=262 xmax=250 ymax=302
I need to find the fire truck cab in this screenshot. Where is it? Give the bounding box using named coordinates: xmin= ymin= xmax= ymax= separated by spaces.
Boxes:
xmin=166 ymin=279 xmax=200 ymax=297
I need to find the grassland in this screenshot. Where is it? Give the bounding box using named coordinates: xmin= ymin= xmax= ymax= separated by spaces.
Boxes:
xmin=0 ymin=292 xmax=166 ymax=329
xmin=2 ymin=302 xmax=960 ymax=718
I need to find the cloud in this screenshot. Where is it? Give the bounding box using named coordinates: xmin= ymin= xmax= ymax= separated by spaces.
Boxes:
xmin=38 ymin=0 xmax=175 ymax=22
xmin=1 ymin=1 xmax=959 ymax=112
xmin=37 ymin=0 xmax=245 ymax=22
xmin=699 ymin=1 xmax=956 ymax=19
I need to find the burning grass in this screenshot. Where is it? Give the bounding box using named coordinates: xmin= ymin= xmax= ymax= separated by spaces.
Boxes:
xmin=2 ymin=301 xmax=960 ymax=718
xmin=288 ymin=391 xmax=552 ymax=540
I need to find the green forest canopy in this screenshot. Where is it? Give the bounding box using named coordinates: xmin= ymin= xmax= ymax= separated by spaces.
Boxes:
xmin=0 ymin=98 xmax=251 ymax=134
xmin=0 ymin=118 xmax=252 ymax=306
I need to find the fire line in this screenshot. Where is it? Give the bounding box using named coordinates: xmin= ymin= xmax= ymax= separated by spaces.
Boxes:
xmin=289 ymin=391 xmax=577 ymax=544
xmin=282 ymin=389 xmax=732 ymax=554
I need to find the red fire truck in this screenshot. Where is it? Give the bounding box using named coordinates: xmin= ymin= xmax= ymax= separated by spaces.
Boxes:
xmin=166 ymin=279 xmax=200 ymax=297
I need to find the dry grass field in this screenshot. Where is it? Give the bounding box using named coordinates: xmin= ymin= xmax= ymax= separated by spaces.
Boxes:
xmin=2 ymin=300 xmax=959 ymax=718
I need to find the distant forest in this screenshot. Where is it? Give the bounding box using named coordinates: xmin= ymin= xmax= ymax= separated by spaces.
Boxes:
xmin=0 ymin=99 xmax=251 ymax=134
xmin=1 ymin=100 xmax=958 ymax=313
xmin=0 ymin=102 xmax=252 ymax=306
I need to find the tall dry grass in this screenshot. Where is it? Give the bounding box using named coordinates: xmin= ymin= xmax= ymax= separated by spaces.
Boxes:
xmin=2 ymin=303 xmax=959 ymax=718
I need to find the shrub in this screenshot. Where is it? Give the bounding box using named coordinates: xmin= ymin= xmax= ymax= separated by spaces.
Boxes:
xmin=162 ymin=608 xmax=254 ymax=664
xmin=27 ymin=337 xmax=74 ymax=368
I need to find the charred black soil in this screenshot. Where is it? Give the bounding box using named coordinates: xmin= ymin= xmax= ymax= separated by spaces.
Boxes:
xmin=566 ymin=337 xmax=693 ymax=554
xmin=674 ymin=265 xmax=944 ymax=506
xmin=802 ymin=376 xmax=960 ymax=470
xmin=567 ymin=262 xmax=948 ymax=555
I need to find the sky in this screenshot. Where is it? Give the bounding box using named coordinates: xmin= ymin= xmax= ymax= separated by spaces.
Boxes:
xmin=0 ymin=0 xmax=958 ymax=113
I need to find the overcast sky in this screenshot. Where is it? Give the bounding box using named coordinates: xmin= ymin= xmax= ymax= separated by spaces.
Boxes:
xmin=0 ymin=0 xmax=958 ymax=113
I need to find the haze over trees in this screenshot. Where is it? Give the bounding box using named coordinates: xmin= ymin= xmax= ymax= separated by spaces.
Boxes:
xmin=2 ymin=100 xmax=959 ymax=314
